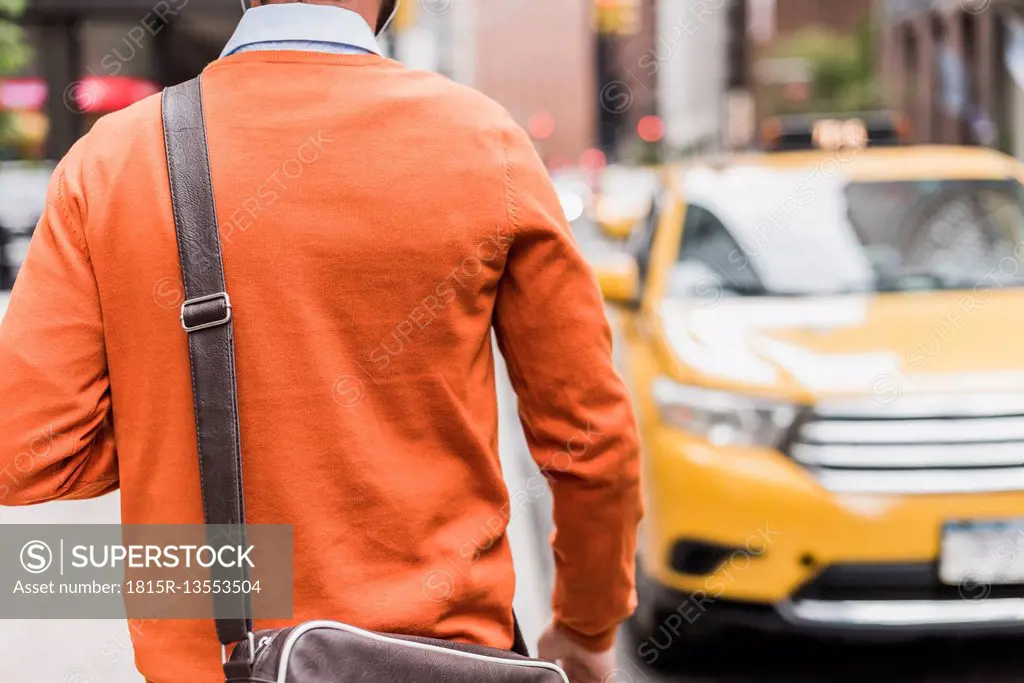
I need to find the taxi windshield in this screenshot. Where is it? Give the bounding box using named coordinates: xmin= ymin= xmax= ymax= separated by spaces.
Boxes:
xmin=669 ymin=166 xmax=1024 ymax=298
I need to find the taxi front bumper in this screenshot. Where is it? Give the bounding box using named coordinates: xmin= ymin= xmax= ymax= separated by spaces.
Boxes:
xmin=640 ymin=425 xmax=1024 ymax=633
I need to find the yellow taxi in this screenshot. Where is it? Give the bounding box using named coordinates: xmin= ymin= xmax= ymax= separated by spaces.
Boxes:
xmin=591 ymin=164 xmax=662 ymax=239
xmin=594 ymin=114 xmax=1024 ymax=664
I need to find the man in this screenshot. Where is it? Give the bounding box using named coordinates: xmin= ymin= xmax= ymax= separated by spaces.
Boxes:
xmin=0 ymin=1 xmax=642 ymax=681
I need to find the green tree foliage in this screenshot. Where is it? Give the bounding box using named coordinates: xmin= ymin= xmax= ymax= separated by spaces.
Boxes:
xmin=0 ymin=0 xmax=29 ymax=147
xmin=767 ymin=20 xmax=881 ymax=115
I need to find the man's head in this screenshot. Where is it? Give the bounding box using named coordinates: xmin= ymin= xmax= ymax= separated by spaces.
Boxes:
xmin=244 ymin=0 xmax=399 ymax=36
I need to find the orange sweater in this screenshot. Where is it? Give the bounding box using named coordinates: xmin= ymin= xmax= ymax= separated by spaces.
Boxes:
xmin=0 ymin=51 xmax=641 ymax=681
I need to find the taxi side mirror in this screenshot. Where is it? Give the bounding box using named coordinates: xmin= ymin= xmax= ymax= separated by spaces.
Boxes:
xmin=594 ymin=253 xmax=640 ymax=307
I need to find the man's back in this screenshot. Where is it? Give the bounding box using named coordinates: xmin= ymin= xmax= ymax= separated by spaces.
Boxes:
xmin=1 ymin=39 xmax=641 ymax=683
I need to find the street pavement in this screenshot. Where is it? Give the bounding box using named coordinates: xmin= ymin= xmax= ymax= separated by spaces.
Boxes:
xmin=3 ymin=288 xmax=1024 ymax=682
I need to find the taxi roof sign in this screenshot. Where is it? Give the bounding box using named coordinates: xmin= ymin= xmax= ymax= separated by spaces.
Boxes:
xmin=760 ymin=112 xmax=909 ymax=152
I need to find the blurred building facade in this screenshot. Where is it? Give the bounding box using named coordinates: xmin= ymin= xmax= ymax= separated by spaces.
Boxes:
xmin=16 ymin=0 xmax=238 ymax=158
xmin=454 ymin=0 xmax=599 ymax=167
xmin=449 ymin=0 xmax=663 ymax=166
xmin=881 ymin=0 xmax=1002 ymax=147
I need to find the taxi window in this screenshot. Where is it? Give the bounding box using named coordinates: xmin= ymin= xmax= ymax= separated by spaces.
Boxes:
xmin=845 ymin=180 xmax=1024 ymax=284
xmin=667 ymin=172 xmax=1024 ymax=298
xmin=675 ymin=205 xmax=765 ymax=296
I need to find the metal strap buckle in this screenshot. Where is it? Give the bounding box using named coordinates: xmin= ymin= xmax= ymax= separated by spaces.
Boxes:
xmin=221 ymin=631 xmax=256 ymax=665
xmin=180 ymin=292 xmax=232 ymax=332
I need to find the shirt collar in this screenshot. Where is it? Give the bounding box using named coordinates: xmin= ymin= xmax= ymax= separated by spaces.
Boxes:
xmin=221 ymin=4 xmax=382 ymax=58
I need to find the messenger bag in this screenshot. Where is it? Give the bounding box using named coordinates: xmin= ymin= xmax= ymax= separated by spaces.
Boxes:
xmin=161 ymin=76 xmax=569 ymax=683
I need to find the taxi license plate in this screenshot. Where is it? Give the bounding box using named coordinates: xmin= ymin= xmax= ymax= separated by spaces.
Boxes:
xmin=939 ymin=520 xmax=1024 ymax=585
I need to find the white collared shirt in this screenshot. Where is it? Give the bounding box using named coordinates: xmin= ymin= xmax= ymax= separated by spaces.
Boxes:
xmin=221 ymin=3 xmax=382 ymax=58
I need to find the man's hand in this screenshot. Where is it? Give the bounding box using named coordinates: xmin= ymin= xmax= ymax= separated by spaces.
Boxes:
xmin=537 ymin=623 xmax=617 ymax=683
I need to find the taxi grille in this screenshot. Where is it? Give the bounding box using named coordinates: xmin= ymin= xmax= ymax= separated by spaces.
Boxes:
xmin=788 ymin=394 xmax=1024 ymax=494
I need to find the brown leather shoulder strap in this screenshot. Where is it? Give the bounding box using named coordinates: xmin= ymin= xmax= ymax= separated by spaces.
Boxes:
xmin=162 ymin=76 xmax=253 ymax=646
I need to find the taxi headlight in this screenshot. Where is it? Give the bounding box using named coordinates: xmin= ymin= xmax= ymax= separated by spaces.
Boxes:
xmin=652 ymin=378 xmax=798 ymax=448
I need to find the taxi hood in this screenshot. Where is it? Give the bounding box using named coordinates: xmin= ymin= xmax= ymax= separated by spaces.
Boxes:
xmin=657 ymin=289 xmax=1024 ymax=400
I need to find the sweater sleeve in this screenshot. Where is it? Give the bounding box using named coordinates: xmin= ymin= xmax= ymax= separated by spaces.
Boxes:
xmin=0 ymin=142 xmax=119 ymax=505
xmin=492 ymin=120 xmax=643 ymax=652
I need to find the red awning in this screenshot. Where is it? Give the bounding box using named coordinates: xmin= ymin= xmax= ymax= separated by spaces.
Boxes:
xmin=0 ymin=76 xmax=160 ymax=114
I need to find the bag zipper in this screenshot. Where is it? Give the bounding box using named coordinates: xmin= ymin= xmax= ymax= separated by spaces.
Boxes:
xmin=252 ymin=634 xmax=274 ymax=663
